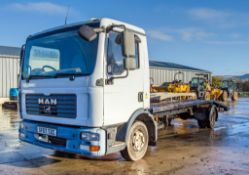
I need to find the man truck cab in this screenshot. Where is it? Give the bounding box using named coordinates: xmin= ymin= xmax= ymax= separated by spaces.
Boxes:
xmin=19 ymin=18 xmax=152 ymax=160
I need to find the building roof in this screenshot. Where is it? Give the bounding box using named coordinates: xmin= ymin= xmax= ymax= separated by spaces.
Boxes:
xmin=0 ymin=46 xmax=210 ymax=73
xmin=149 ymin=60 xmax=211 ymax=73
xmin=0 ymin=46 xmax=21 ymax=56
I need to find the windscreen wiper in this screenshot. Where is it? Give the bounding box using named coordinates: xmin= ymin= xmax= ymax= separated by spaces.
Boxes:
xmin=25 ymin=74 xmax=53 ymax=82
xmin=53 ymin=72 xmax=83 ymax=81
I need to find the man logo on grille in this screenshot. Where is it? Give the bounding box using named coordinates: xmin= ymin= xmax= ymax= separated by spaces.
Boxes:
xmin=44 ymin=106 xmax=52 ymax=113
xmin=38 ymin=98 xmax=57 ymax=105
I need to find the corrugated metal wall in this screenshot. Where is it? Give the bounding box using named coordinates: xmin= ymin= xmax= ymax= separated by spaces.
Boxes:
xmin=0 ymin=55 xmax=20 ymax=98
xmin=150 ymin=67 xmax=211 ymax=85
xmin=0 ymin=55 xmax=211 ymax=97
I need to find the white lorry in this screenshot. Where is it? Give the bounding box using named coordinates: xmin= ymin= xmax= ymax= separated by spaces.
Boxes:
xmin=19 ymin=18 xmax=228 ymax=161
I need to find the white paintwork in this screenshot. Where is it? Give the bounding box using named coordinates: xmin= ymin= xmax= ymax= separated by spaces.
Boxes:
xmin=100 ymin=18 xmax=150 ymax=125
xmin=21 ymin=18 xmax=150 ymax=127
xmin=20 ymin=76 xmax=104 ymax=127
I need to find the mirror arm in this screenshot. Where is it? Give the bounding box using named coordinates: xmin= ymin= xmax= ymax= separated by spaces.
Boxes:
xmin=106 ymin=69 xmax=129 ymax=85
xmin=106 ymin=24 xmax=126 ymax=33
xmin=93 ymin=27 xmax=105 ymax=33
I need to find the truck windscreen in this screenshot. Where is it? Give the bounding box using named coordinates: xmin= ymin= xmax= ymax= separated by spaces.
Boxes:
xmin=22 ymin=27 xmax=99 ymax=80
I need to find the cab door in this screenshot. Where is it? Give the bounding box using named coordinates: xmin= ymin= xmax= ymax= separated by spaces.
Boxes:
xmin=103 ymin=31 xmax=145 ymax=125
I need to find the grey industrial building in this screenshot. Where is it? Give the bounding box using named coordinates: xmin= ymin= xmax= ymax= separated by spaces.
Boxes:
xmin=0 ymin=46 xmax=20 ymax=98
xmin=149 ymin=60 xmax=211 ymax=85
xmin=0 ymin=46 xmax=211 ymax=98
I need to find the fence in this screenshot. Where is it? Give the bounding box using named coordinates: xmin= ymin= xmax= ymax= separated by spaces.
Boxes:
xmin=239 ymin=92 xmax=249 ymax=97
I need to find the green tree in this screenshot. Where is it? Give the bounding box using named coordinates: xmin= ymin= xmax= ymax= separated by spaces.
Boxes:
xmin=242 ymin=81 xmax=249 ymax=91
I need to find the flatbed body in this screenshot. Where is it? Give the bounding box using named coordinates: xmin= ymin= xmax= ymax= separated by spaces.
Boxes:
xmin=151 ymin=99 xmax=228 ymax=115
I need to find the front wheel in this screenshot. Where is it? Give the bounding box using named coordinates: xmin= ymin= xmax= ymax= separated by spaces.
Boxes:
xmin=121 ymin=121 xmax=149 ymax=161
xmin=232 ymin=92 xmax=238 ymax=101
xmin=207 ymin=106 xmax=217 ymax=129
xmin=221 ymin=91 xmax=228 ymax=102
xmin=204 ymin=92 xmax=211 ymax=101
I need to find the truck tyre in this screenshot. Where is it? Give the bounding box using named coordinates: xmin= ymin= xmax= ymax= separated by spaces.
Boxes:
xmin=232 ymin=92 xmax=238 ymax=101
xmin=180 ymin=115 xmax=188 ymax=120
xmin=197 ymin=106 xmax=217 ymax=129
xmin=204 ymin=92 xmax=211 ymax=101
xmin=221 ymin=91 xmax=228 ymax=102
xmin=197 ymin=120 xmax=207 ymax=128
xmin=121 ymin=121 xmax=149 ymax=161
xmin=207 ymin=106 xmax=217 ymax=129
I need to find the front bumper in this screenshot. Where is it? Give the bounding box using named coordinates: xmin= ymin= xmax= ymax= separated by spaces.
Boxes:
xmin=19 ymin=120 xmax=106 ymax=157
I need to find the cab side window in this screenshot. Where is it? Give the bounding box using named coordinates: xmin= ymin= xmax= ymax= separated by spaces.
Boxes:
xmin=107 ymin=31 xmax=140 ymax=75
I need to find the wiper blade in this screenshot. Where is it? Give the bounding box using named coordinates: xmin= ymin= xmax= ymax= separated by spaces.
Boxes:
xmin=25 ymin=74 xmax=53 ymax=82
xmin=53 ymin=73 xmax=85 ymax=82
xmin=53 ymin=72 xmax=82 ymax=77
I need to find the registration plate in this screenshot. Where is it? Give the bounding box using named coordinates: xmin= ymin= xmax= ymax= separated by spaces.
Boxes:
xmin=37 ymin=126 xmax=57 ymax=136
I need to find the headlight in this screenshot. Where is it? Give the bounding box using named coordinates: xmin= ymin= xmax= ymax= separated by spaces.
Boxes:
xmin=81 ymin=132 xmax=99 ymax=141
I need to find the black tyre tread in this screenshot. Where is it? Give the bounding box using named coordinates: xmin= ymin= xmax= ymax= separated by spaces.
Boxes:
xmin=120 ymin=121 xmax=148 ymax=161
xmin=198 ymin=120 xmax=207 ymax=128
xmin=221 ymin=91 xmax=228 ymax=102
xmin=120 ymin=148 xmax=131 ymax=161
xmin=198 ymin=106 xmax=217 ymax=129
xmin=232 ymin=92 xmax=238 ymax=101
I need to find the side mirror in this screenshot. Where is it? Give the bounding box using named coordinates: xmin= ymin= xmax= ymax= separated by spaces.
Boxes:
xmin=79 ymin=25 xmax=97 ymax=41
xmin=124 ymin=57 xmax=136 ymax=70
xmin=122 ymin=30 xmax=136 ymax=70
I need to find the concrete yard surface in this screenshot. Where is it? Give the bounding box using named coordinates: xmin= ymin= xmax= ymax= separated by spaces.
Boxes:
xmin=0 ymin=98 xmax=249 ymax=175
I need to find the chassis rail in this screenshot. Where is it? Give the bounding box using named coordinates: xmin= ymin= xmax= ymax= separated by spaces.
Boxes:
xmin=150 ymin=100 xmax=229 ymax=117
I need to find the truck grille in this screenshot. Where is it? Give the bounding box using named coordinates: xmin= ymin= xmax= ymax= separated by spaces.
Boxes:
xmin=26 ymin=94 xmax=77 ymax=118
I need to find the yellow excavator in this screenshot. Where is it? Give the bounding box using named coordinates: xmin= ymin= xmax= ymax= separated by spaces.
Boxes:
xmin=190 ymin=77 xmax=227 ymax=101
xmin=151 ymin=71 xmax=190 ymax=93
xmin=167 ymin=71 xmax=190 ymax=93
xmin=150 ymin=72 xmax=227 ymax=102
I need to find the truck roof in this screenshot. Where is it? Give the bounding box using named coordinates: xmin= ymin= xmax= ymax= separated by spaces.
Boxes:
xmin=100 ymin=18 xmax=146 ymax=35
xmin=27 ymin=18 xmax=146 ymax=40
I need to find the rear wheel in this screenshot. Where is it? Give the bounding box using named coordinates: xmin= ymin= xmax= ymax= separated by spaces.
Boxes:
xmin=221 ymin=91 xmax=228 ymax=102
xmin=232 ymin=92 xmax=238 ymax=101
xmin=207 ymin=106 xmax=217 ymax=129
xmin=204 ymin=92 xmax=211 ymax=101
xmin=197 ymin=120 xmax=208 ymax=128
xmin=121 ymin=121 xmax=149 ymax=161
xmin=197 ymin=106 xmax=217 ymax=129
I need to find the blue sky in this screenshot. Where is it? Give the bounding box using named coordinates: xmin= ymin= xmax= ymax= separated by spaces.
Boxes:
xmin=0 ymin=0 xmax=249 ymax=75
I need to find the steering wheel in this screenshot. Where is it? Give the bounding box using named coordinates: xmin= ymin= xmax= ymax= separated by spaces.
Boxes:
xmin=42 ymin=65 xmax=56 ymax=72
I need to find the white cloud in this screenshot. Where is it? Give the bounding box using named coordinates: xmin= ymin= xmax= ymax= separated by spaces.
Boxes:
xmin=241 ymin=70 xmax=249 ymax=74
xmin=205 ymin=40 xmax=249 ymax=45
xmin=148 ymin=30 xmax=174 ymax=42
xmin=229 ymin=33 xmax=241 ymax=39
xmin=148 ymin=27 xmax=215 ymax=42
xmin=188 ymin=8 xmax=230 ymax=21
xmin=179 ymin=29 xmax=214 ymax=42
xmin=187 ymin=7 xmax=249 ymax=29
xmin=8 ymin=2 xmax=68 ymax=15
xmin=180 ymin=31 xmax=193 ymax=41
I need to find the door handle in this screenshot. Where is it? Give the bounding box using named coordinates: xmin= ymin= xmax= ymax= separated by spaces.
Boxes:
xmin=138 ymin=92 xmax=144 ymax=102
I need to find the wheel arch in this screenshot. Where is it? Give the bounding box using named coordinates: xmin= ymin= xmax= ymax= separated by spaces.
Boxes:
xmin=117 ymin=108 xmax=157 ymax=146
